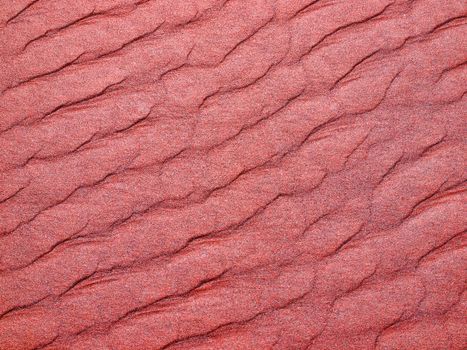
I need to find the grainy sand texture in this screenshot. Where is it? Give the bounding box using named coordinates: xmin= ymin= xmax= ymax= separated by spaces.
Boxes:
xmin=0 ymin=1 xmax=466 ymax=349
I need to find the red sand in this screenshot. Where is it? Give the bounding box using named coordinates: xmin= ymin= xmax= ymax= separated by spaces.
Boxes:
xmin=0 ymin=1 xmax=466 ymax=349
